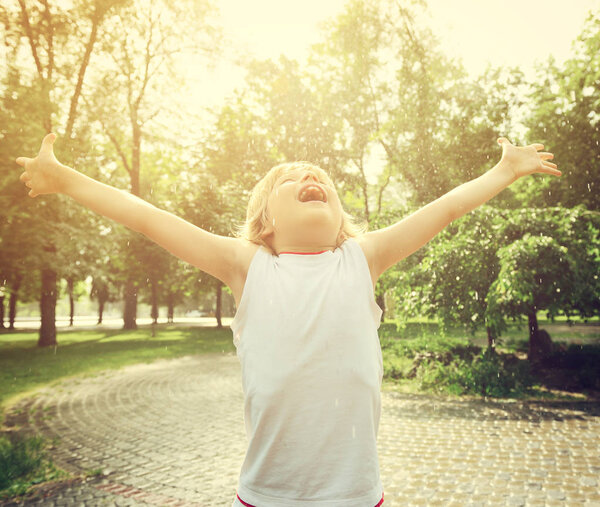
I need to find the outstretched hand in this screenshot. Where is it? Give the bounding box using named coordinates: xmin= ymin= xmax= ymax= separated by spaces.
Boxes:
xmin=16 ymin=133 xmax=63 ymax=198
xmin=497 ymin=137 xmax=561 ymax=180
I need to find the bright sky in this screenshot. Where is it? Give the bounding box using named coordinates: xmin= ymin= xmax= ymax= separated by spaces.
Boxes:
xmin=191 ymin=0 xmax=600 ymax=108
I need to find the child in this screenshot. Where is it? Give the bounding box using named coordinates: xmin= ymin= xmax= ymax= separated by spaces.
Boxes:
xmin=16 ymin=134 xmax=560 ymax=506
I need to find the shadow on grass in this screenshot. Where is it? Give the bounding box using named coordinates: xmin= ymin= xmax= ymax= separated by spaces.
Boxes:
xmin=0 ymin=325 xmax=236 ymax=413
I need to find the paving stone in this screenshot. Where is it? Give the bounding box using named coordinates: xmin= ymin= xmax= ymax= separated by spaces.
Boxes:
xmin=3 ymin=353 xmax=600 ymax=506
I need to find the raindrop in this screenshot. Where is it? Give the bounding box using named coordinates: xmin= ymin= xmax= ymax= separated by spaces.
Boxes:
xmin=556 ymin=288 xmax=561 ymax=293
xmin=587 ymin=183 xmax=591 ymax=192
xmin=455 ymin=275 xmax=460 ymax=281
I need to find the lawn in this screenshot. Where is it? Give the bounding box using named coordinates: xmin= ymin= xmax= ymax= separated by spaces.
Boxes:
xmin=0 ymin=325 xmax=235 ymax=423
xmin=1 ymin=317 xmax=598 ymax=420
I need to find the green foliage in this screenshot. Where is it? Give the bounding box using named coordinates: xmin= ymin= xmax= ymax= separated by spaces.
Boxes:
xmin=438 ymin=349 xmax=534 ymax=398
xmin=390 ymin=205 xmax=599 ymax=348
xmin=524 ymin=10 xmax=600 ymax=209
xmin=380 ymin=334 xmax=535 ymax=398
xmin=544 ymin=344 xmax=600 ymax=390
xmin=0 ymin=433 xmax=65 ymax=500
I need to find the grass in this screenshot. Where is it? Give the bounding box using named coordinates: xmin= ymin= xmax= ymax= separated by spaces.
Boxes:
xmin=0 ymin=324 xmax=236 ymax=501
xmin=0 ymin=325 xmax=235 ymax=420
xmin=379 ymin=318 xmax=600 ymax=400
xmin=1 ymin=318 xmax=598 ymax=414
xmin=0 ymin=318 xmax=597 ymax=500
xmin=0 ymin=433 xmax=69 ymax=501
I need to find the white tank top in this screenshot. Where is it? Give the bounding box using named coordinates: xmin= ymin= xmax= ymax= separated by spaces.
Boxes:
xmin=230 ymin=238 xmax=385 ymax=507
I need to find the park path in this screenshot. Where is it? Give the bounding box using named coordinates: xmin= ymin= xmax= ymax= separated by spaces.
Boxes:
xmin=3 ymin=353 xmax=600 ymax=507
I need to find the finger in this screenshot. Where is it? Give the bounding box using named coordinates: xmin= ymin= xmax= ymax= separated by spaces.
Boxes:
xmin=531 ymin=143 xmax=544 ymax=151
xmin=543 ymin=161 xmax=558 ymax=169
xmin=25 ymin=181 xmax=32 ymax=188
xmin=497 ymin=137 xmax=511 ymax=145
xmin=16 ymin=157 xmax=32 ymax=167
xmin=541 ymin=163 xmax=561 ymax=176
xmin=19 ymin=171 xmax=30 ymax=182
xmin=28 ymin=189 xmax=37 ymax=198
xmin=539 ymin=152 xmax=554 ymax=160
xmin=41 ymin=132 xmax=57 ymax=152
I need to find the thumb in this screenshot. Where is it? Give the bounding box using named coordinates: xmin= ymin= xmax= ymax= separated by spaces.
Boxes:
xmin=16 ymin=156 xmax=32 ymax=167
xmin=497 ymin=137 xmax=510 ymax=146
xmin=41 ymin=132 xmax=57 ymax=152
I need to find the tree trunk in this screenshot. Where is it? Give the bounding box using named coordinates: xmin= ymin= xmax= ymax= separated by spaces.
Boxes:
xmin=376 ymin=292 xmax=386 ymax=322
xmin=0 ymin=295 xmax=4 ymax=329
xmin=131 ymin=121 xmax=141 ymax=196
xmin=527 ymin=309 xmax=539 ymax=344
xmin=215 ymin=283 xmax=222 ymax=328
xmin=67 ymin=277 xmax=75 ymax=326
xmin=486 ymin=326 xmax=496 ymax=350
xmin=151 ymin=279 xmax=158 ymax=324
xmin=123 ymin=278 xmax=137 ymax=330
xmin=8 ymin=274 xmax=22 ymax=330
xmin=167 ymin=292 xmax=174 ymax=323
xmin=98 ymin=298 xmax=105 ymax=325
xmin=38 ymin=267 xmax=57 ymax=347
xmin=96 ymin=282 xmax=108 ymax=324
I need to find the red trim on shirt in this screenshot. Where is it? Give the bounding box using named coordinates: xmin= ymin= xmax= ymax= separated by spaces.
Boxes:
xmin=279 ymin=250 xmax=329 ymax=255
xmin=236 ymin=493 xmax=255 ymax=507
xmin=236 ymin=491 xmax=384 ymax=506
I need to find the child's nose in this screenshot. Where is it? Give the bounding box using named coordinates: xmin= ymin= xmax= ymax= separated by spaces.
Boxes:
xmin=301 ymin=172 xmax=319 ymax=183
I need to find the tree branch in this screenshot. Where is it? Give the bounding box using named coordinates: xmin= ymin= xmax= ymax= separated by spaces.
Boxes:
xmin=17 ymin=0 xmax=44 ymax=78
xmin=65 ymin=5 xmax=102 ymax=139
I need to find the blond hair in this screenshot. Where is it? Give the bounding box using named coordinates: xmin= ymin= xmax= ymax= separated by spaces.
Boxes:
xmin=234 ymin=162 xmax=368 ymax=255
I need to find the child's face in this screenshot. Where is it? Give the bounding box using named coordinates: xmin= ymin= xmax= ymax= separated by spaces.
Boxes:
xmin=260 ymin=167 xmax=343 ymax=251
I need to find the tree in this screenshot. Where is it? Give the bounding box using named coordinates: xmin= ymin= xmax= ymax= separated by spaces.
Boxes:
xmin=522 ymin=9 xmax=600 ymax=210
xmin=1 ymin=0 xmax=126 ymax=346
xmin=390 ymin=205 xmax=599 ymax=353
xmin=85 ymin=0 xmax=221 ymax=329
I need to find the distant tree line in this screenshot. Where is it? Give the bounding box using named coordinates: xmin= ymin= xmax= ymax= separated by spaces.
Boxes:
xmin=0 ymin=0 xmax=598 ymax=350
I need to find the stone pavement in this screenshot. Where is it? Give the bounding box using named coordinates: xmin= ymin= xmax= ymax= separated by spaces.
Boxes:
xmin=3 ymin=353 xmax=600 ymax=507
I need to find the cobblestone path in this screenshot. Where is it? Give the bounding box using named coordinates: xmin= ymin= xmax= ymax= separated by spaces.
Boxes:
xmin=3 ymin=353 xmax=600 ymax=506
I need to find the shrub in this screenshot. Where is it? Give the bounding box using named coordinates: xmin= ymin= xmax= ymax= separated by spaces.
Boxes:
xmin=415 ymin=348 xmax=534 ymax=397
xmin=0 ymin=433 xmax=63 ymax=500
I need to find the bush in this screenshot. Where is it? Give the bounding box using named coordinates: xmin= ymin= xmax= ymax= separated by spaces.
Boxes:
xmin=415 ymin=348 xmax=534 ymax=397
xmin=381 ymin=333 xmax=535 ymax=398
xmin=0 ymin=433 xmax=64 ymax=500
xmin=544 ymin=344 xmax=600 ymax=390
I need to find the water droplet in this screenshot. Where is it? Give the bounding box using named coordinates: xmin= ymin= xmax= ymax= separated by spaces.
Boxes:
xmin=587 ymin=183 xmax=591 ymax=192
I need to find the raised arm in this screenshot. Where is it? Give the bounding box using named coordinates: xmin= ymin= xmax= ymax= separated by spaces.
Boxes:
xmin=16 ymin=134 xmax=243 ymax=288
xmin=361 ymin=137 xmax=561 ymax=282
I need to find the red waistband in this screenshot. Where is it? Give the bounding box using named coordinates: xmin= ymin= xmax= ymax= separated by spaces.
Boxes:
xmin=237 ymin=491 xmax=384 ymax=506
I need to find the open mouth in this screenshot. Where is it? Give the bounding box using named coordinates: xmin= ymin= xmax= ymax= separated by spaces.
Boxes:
xmin=298 ymin=184 xmax=327 ymax=203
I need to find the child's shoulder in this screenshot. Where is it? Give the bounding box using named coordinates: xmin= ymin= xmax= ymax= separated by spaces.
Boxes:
xmin=233 ymin=238 xmax=262 ymax=267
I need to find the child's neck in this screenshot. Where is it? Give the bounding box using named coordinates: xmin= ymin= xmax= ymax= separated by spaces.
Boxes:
xmin=275 ymin=244 xmax=336 ymax=255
